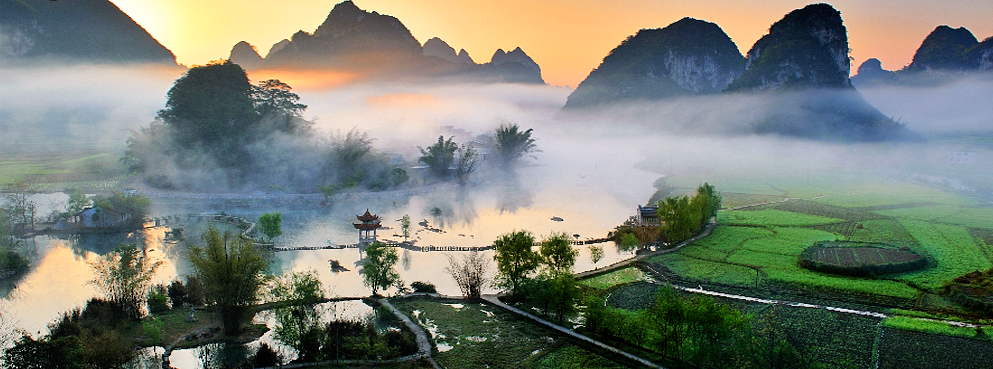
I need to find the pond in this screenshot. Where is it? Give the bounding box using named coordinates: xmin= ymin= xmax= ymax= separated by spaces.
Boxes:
xmin=0 ymin=140 xmax=658 ymax=367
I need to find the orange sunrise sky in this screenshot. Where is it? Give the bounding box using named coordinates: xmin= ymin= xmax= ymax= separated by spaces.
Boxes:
xmin=108 ymin=0 xmax=993 ymax=87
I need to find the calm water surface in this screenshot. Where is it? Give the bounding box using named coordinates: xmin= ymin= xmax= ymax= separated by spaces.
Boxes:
xmin=1 ymin=157 xmax=657 ymax=367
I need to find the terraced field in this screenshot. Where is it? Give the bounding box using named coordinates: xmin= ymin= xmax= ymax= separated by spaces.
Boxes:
xmin=649 ymin=177 xmax=993 ymax=307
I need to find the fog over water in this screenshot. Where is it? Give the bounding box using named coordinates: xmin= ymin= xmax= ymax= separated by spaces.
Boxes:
xmin=1 ymin=64 xmax=991 ymax=366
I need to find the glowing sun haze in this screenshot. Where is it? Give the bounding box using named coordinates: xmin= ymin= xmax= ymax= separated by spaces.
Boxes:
xmin=108 ymin=0 xmax=993 ymax=87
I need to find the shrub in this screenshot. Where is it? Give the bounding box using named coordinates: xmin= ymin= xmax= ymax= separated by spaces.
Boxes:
xmin=410 ymin=281 xmax=437 ymax=293
xmin=147 ymin=285 xmax=170 ymax=313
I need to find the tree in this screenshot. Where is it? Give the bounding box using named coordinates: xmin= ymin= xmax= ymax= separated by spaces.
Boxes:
xmin=187 ymin=226 xmax=271 ymax=335
xmin=269 ymin=271 xmax=328 ymax=362
xmin=445 ymin=252 xmax=490 ymax=300
xmin=657 ymin=195 xmax=699 ymax=243
xmin=589 ymin=244 xmax=604 ymax=266
xmin=539 ymin=232 xmax=579 ymax=276
xmin=455 ymin=144 xmax=480 ymax=185
xmin=418 ymin=135 xmax=458 ymax=179
xmin=257 ymin=212 xmax=283 ymax=243
xmin=158 ymin=60 xmax=257 ymax=152
xmin=318 ymin=184 xmax=335 ymax=205
xmin=89 ymin=244 xmax=163 ymax=319
xmin=359 ymin=242 xmax=400 ymax=296
xmin=3 ymin=180 xmax=37 ymax=233
xmin=494 ymin=123 xmax=539 ymax=167
xmin=64 ymin=188 xmax=90 ymax=218
xmin=91 ymin=191 xmax=151 ymax=229
xmin=492 ymin=231 xmax=541 ymax=296
xmin=328 ymin=128 xmax=375 ymax=184
xmin=691 ymin=182 xmax=722 ymax=225
xmin=252 ymin=79 xmax=308 ymax=134
xmin=400 ymin=214 xmax=411 ymax=243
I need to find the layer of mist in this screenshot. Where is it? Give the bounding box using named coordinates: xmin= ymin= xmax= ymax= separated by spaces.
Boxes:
xmin=1 ymin=62 xmax=990 ymax=198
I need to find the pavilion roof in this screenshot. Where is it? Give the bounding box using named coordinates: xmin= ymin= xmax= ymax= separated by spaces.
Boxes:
xmin=356 ymin=209 xmax=379 ymax=222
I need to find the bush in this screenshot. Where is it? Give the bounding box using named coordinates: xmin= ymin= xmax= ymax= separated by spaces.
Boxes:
xmin=147 ymin=285 xmax=170 ymax=313
xmin=410 ymin=281 xmax=437 ymax=293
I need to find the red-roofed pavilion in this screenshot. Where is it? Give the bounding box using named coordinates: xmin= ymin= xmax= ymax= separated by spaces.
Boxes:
xmin=353 ymin=209 xmax=382 ymax=243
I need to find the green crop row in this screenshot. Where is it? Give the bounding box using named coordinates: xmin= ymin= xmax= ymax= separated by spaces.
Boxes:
xmin=579 ymin=267 xmax=644 ymax=290
xmin=882 ymin=316 xmax=990 ymax=340
xmin=898 ymin=220 xmax=990 ymax=290
xmin=719 ymin=209 xmax=845 ymax=226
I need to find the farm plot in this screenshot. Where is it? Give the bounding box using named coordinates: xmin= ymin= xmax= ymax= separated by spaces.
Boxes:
xmin=579 ymin=267 xmax=644 ymax=290
xmin=719 ymin=209 xmax=844 ymax=227
xmin=391 ymin=297 xmax=625 ymax=368
xmin=877 ymin=328 xmax=993 ymax=369
xmin=898 ymin=220 xmax=991 ymax=290
xmin=800 ymin=244 xmax=927 ymax=277
xmin=647 ymin=254 xmax=759 ymax=286
xmin=753 ymin=305 xmax=881 ymax=369
xmin=772 ymin=199 xmax=883 ymax=222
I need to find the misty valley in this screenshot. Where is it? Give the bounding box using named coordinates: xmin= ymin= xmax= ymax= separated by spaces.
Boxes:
xmin=2 ymin=1 xmax=993 ymax=368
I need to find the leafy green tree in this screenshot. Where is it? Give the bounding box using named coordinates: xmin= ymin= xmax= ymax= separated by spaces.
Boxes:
xmin=657 ymin=195 xmax=700 ymax=243
xmin=158 ymin=60 xmax=257 ymax=152
xmin=269 ymin=271 xmax=328 ymax=362
xmin=400 ymin=214 xmax=411 ymax=242
xmin=187 ymin=226 xmax=272 ymax=335
xmin=257 ymin=212 xmax=283 ymax=243
xmin=64 ymin=188 xmax=90 ymax=217
xmin=252 ymin=79 xmax=309 ymax=133
xmin=492 ymin=230 xmax=541 ymax=296
xmin=539 ymin=232 xmax=579 ymax=276
xmin=91 ymin=191 xmax=151 ymax=229
xmin=494 ymin=123 xmax=539 ymax=167
xmin=691 ymin=182 xmax=721 ymax=224
xmin=317 ymin=184 xmax=335 ymax=205
xmin=589 ymin=244 xmax=604 ymax=266
xmin=89 ymin=244 xmax=163 ymax=319
xmin=418 ymin=135 xmax=458 ymax=179
xmin=360 ymin=242 xmax=400 ymax=296
xmin=328 ymin=128 xmax=375 ymax=184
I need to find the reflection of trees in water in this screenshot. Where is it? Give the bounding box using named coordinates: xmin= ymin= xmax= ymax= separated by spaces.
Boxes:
xmin=425 ymin=187 xmax=478 ymax=230
xmin=496 ymin=174 xmax=533 ymax=214
xmin=195 ymin=342 xmax=252 ymax=369
xmin=401 ymin=249 xmax=412 ymax=271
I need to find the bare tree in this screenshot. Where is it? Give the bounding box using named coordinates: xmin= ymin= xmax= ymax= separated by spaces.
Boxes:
xmin=446 ymin=252 xmax=490 ymax=300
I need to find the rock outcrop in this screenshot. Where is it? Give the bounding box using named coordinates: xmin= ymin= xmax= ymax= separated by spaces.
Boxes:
xmin=0 ymin=0 xmax=176 ymax=64
xmin=726 ymin=3 xmax=850 ymax=91
xmin=564 ymin=17 xmax=745 ymax=108
xmin=907 ymin=26 xmax=980 ymax=71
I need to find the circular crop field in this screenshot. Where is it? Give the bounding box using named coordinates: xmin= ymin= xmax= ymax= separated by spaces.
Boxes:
xmin=800 ymin=241 xmax=927 ymax=277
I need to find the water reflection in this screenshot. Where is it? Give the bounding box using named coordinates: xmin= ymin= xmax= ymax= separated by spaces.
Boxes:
xmin=2 ymin=163 xmax=648 ymax=367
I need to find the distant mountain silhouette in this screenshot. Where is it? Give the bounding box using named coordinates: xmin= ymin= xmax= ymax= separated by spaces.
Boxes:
xmin=564 ymin=3 xmax=915 ymax=141
xmin=726 ymin=4 xmax=850 ymax=91
xmin=564 ymin=17 xmax=745 ymax=108
xmin=850 ymin=58 xmax=896 ymax=87
xmin=729 ymin=4 xmax=913 ymax=141
xmin=232 ymin=1 xmax=543 ymax=84
xmin=228 ymin=41 xmax=263 ymax=69
xmin=853 ymin=26 xmax=992 ymax=87
xmin=908 ymin=26 xmax=981 ymax=71
xmin=0 ymin=0 xmax=175 ymax=65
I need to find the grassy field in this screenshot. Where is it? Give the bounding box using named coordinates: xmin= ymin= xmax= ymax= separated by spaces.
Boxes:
xmin=646 ymin=173 xmax=993 ymax=307
xmin=0 ymin=151 xmax=128 ymax=190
